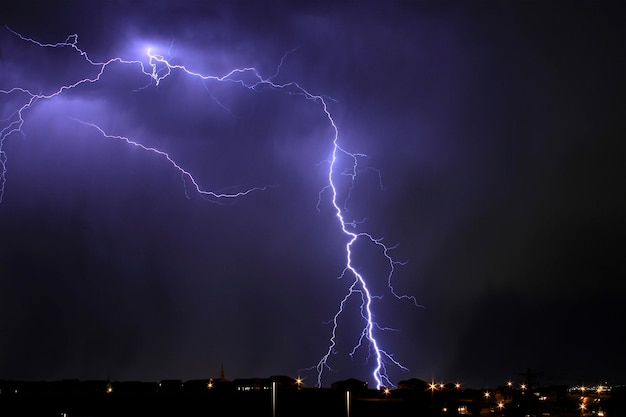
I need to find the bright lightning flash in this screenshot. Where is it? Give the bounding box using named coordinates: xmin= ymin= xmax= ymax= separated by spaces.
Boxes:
xmin=0 ymin=27 xmax=420 ymax=389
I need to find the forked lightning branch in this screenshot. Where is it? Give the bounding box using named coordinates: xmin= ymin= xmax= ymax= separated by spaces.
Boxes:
xmin=0 ymin=27 xmax=419 ymax=389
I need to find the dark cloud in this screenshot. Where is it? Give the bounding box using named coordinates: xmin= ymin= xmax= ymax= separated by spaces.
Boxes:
xmin=0 ymin=1 xmax=624 ymax=388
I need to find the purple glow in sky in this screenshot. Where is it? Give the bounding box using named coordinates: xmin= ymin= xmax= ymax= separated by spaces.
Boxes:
xmin=0 ymin=1 xmax=624 ymax=389
xmin=1 ymin=24 xmax=424 ymax=389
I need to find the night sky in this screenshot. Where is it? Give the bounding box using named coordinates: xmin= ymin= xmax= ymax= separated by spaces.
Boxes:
xmin=1 ymin=1 xmax=624 ymax=389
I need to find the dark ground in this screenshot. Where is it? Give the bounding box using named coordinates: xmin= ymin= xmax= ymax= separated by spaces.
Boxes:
xmin=1 ymin=379 xmax=624 ymax=417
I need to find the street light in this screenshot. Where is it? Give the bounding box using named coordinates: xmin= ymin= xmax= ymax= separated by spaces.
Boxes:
xmin=429 ymin=381 xmax=437 ymax=404
xmin=497 ymin=401 xmax=505 ymax=416
xmin=429 ymin=382 xmax=438 ymax=393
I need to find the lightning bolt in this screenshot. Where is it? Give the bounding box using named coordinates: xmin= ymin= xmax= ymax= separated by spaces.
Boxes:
xmin=0 ymin=27 xmax=420 ymax=389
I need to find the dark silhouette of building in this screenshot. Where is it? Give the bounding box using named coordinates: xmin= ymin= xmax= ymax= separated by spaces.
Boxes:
xmin=330 ymin=378 xmax=368 ymax=391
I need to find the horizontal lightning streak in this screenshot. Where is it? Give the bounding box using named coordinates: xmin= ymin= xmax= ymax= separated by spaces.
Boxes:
xmin=73 ymin=120 xmax=269 ymax=201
